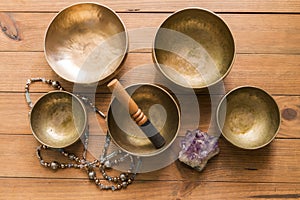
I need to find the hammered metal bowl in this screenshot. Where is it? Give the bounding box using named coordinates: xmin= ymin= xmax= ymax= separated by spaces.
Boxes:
xmin=216 ymin=86 xmax=281 ymax=149
xmin=107 ymin=84 xmax=180 ymax=157
xmin=44 ymin=3 xmax=128 ymax=84
xmin=30 ymin=91 xmax=87 ymax=148
xmin=153 ymin=8 xmax=235 ymax=89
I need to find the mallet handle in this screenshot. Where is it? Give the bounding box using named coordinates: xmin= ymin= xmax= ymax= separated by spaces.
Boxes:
xmin=107 ymin=79 xmax=166 ymax=149
xmin=107 ymin=79 xmax=148 ymax=126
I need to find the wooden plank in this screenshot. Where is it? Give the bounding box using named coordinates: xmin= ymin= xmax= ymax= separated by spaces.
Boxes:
xmin=0 ymin=0 xmax=299 ymax=13
xmin=1 ymin=178 xmax=299 ymax=200
xmin=0 ymin=134 xmax=299 ymax=184
xmin=0 ymin=52 xmax=299 ymax=95
xmin=0 ymin=13 xmax=299 ymax=54
xmin=1 ymin=91 xmax=300 ymax=138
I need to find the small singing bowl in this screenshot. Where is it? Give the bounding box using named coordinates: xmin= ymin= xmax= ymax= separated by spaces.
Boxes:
xmin=153 ymin=8 xmax=235 ymax=89
xmin=216 ymin=86 xmax=281 ymax=149
xmin=30 ymin=91 xmax=87 ymax=148
xmin=44 ymin=3 xmax=128 ymax=84
xmin=107 ymin=84 xmax=180 ymax=157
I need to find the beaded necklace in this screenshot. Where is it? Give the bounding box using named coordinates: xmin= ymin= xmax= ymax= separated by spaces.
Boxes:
xmin=25 ymin=78 xmax=141 ymax=191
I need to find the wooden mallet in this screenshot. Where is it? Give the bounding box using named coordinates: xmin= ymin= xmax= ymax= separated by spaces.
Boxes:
xmin=107 ymin=79 xmax=166 ymax=149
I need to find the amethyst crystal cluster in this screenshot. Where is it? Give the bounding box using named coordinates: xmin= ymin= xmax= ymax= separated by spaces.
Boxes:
xmin=178 ymin=129 xmax=219 ymax=171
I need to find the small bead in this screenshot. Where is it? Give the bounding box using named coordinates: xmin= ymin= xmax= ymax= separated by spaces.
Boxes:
xmin=60 ymin=164 xmax=65 ymax=169
xmin=68 ymin=154 xmax=75 ymax=160
xmin=74 ymin=157 xmax=80 ymax=162
xmin=52 ymin=81 xmax=58 ymax=87
xmin=88 ymin=171 xmax=96 ymax=180
xmin=117 ymin=184 xmax=122 ymax=190
xmin=111 ymin=186 xmax=116 ymax=191
xmin=127 ymin=179 xmax=132 ymax=184
xmin=95 ymin=179 xmax=100 ymax=185
xmin=104 ymin=160 xmax=111 ymax=168
xmin=119 ymin=173 xmax=127 ymax=182
xmin=122 ymin=182 xmax=127 ymax=188
xmin=50 ymin=161 xmax=59 ymax=170
xmin=113 ymin=177 xmax=118 ymax=182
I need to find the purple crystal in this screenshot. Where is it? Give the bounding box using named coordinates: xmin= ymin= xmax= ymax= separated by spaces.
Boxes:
xmin=178 ymin=129 xmax=219 ymax=171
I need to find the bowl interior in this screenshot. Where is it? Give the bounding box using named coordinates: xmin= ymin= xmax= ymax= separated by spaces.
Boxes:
xmin=154 ymin=8 xmax=235 ymax=88
xmin=107 ymin=84 xmax=180 ymax=157
xmin=30 ymin=91 xmax=87 ymax=148
xmin=44 ymin=3 xmax=127 ymax=84
xmin=217 ymin=87 xmax=280 ymax=149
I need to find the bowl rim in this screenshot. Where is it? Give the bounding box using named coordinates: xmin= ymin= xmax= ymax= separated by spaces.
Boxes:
xmin=107 ymin=83 xmax=181 ymax=157
xmin=216 ymin=85 xmax=281 ymax=150
xmin=152 ymin=7 xmax=236 ymax=89
xmin=29 ymin=90 xmax=88 ymax=148
xmin=44 ymin=2 xmax=129 ymax=84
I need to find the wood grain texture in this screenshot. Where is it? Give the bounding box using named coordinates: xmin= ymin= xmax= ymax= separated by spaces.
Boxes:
xmin=0 ymin=0 xmax=299 ymax=12
xmin=0 ymin=1 xmax=299 ymax=199
xmin=0 ymin=178 xmax=299 ymax=200
xmin=1 ymin=92 xmax=300 ymax=138
xmin=0 ymin=13 xmax=299 ymax=54
xmin=0 ymin=52 xmax=299 ymax=95
xmin=0 ymin=13 xmax=21 ymax=41
xmin=0 ymin=134 xmax=299 ymax=184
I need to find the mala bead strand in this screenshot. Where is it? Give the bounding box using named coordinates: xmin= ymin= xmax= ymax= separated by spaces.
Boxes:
xmin=28 ymin=78 xmax=139 ymax=191
xmin=35 ymin=136 xmax=139 ymax=191
xmin=25 ymin=78 xmax=63 ymax=108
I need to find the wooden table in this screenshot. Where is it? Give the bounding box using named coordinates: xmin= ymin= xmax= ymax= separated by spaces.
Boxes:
xmin=0 ymin=1 xmax=300 ymax=199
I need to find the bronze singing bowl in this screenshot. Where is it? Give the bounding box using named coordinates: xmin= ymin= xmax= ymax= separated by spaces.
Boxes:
xmin=44 ymin=3 xmax=128 ymax=84
xmin=107 ymin=84 xmax=180 ymax=157
xmin=216 ymin=86 xmax=281 ymax=149
xmin=153 ymin=8 xmax=235 ymax=89
xmin=30 ymin=91 xmax=87 ymax=148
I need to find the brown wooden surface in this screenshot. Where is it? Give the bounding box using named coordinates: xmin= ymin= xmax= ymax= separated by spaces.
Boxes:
xmin=0 ymin=1 xmax=299 ymax=199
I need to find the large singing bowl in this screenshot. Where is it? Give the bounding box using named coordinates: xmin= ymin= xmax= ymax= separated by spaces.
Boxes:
xmin=216 ymin=86 xmax=281 ymax=149
xmin=44 ymin=3 xmax=128 ymax=84
xmin=153 ymin=8 xmax=235 ymax=89
xmin=107 ymin=84 xmax=180 ymax=157
xmin=30 ymin=91 xmax=87 ymax=148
